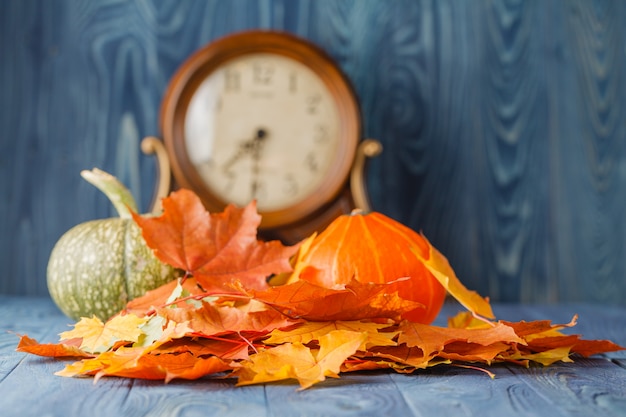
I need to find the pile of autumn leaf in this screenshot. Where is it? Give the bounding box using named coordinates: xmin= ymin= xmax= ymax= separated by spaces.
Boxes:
xmin=17 ymin=189 xmax=623 ymax=389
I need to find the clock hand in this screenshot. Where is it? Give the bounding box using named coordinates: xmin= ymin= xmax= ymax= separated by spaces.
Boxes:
xmin=222 ymin=146 xmax=246 ymax=176
xmin=222 ymin=128 xmax=267 ymax=176
xmin=251 ymin=179 xmax=260 ymax=200
xmin=249 ymin=128 xmax=267 ymax=200
xmin=250 ymin=129 xmax=267 ymax=161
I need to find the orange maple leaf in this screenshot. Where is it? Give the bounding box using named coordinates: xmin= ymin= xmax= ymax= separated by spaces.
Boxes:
xmin=500 ymin=317 xmax=624 ymax=360
xmin=159 ymin=299 xmax=301 ymax=337
xmin=440 ymin=341 xmax=514 ymax=363
xmin=365 ymin=344 xmax=440 ymax=369
xmin=124 ymin=277 xmax=205 ymax=316
xmin=570 ymin=338 xmax=625 ymax=357
xmin=154 ymin=337 xmax=250 ymax=361
xmin=16 ymin=334 xmax=93 ymax=358
xmin=132 ymin=189 xmax=300 ymax=292
xmin=58 ymin=346 xmax=232 ymax=383
xmin=251 ymin=278 xmax=421 ymax=322
xmin=397 ymin=321 xmax=525 ymax=360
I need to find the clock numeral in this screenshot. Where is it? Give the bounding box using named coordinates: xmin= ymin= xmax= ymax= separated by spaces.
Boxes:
xmin=253 ymin=62 xmax=274 ymax=85
xmin=289 ymin=72 xmax=298 ymax=93
xmin=313 ymin=124 xmax=329 ymax=144
xmin=305 ymin=152 xmax=319 ymax=173
xmin=224 ymin=69 xmax=240 ymax=92
xmin=283 ymin=174 xmax=298 ymax=196
xmin=306 ymin=94 xmax=321 ymax=114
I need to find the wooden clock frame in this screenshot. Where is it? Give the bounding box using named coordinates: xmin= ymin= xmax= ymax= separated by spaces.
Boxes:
xmin=146 ymin=30 xmax=380 ymax=243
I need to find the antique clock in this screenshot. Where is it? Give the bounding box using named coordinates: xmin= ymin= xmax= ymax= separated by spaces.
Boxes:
xmin=143 ymin=30 xmax=381 ymax=243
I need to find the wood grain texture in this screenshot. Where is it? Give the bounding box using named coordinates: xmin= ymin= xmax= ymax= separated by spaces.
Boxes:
xmin=1 ymin=0 xmax=626 ymax=306
xmin=1 ymin=297 xmax=625 ymax=417
xmin=552 ymin=0 xmax=626 ymax=305
xmin=387 ymin=363 xmax=626 ymax=417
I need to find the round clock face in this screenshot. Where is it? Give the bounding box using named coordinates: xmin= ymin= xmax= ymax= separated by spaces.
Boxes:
xmin=161 ymin=31 xmax=360 ymax=230
xmin=184 ymin=53 xmax=341 ymax=212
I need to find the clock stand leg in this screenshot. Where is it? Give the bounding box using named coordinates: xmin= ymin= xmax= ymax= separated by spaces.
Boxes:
xmin=350 ymin=138 xmax=383 ymax=213
xmin=141 ymin=136 xmax=172 ymax=214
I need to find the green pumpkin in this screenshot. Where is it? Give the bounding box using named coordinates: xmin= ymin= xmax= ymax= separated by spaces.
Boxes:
xmin=47 ymin=169 xmax=181 ymax=320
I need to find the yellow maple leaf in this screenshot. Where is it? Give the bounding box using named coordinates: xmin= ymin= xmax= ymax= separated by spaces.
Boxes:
xmin=55 ymin=358 xmax=103 ymax=378
xmin=448 ymin=311 xmax=493 ymax=330
xmin=506 ymin=346 xmax=575 ymax=366
xmin=59 ymin=314 xmax=147 ymax=353
xmin=235 ymin=329 xmax=367 ymax=389
xmin=414 ymin=234 xmax=494 ymax=319
xmin=264 ymin=321 xmax=397 ymax=350
xmin=268 ymin=233 xmax=317 ymax=287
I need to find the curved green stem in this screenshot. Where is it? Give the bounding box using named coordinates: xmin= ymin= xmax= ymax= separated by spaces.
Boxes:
xmin=80 ymin=168 xmax=138 ymax=219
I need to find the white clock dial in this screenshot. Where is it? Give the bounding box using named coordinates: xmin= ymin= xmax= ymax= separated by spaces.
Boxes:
xmin=184 ymin=53 xmax=341 ymax=212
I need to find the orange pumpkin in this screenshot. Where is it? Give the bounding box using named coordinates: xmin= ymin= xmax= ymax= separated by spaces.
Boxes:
xmin=289 ymin=210 xmax=447 ymax=324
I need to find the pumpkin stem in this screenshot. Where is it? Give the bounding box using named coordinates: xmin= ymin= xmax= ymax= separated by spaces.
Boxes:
xmin=80 ymin=168 xmax=139 ymax=219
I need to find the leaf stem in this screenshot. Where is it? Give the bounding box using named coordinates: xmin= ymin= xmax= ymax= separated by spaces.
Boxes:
xmin=451 ymin=363 xmax=496 ymax=379
xmin=237 ymin=331 xmax=258 ymax=354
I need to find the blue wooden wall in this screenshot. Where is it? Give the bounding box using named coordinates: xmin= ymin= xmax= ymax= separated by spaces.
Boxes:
xmin=2 ymin=0 xmax=625 ymax=306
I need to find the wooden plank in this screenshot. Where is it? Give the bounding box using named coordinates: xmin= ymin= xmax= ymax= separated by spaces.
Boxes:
xmin=0 ymin=296 xmax=68 ymax=383
xmin=2 ymin=298 xmax=626 ymax=416
xmin=0 ymin=360 xmax=271 ymax=417
xmin=264 ymin=372 xmax=415 ymax=417
xmin=390 ymin=365 xmax=568 ymax=417
xmin=504 ymin=358 xmax=626 ymax=417
xmin=119 ymin=380 xmax=268 ymax=417
xmin=391 ymin=359 xmax=626 ymax=417
xmin=0 ymin=354 xmax=134 ymax=417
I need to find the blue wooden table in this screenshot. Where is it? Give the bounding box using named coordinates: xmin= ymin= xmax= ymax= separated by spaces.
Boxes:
xmin=1 ymin=295 xmax=625 ymax=417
